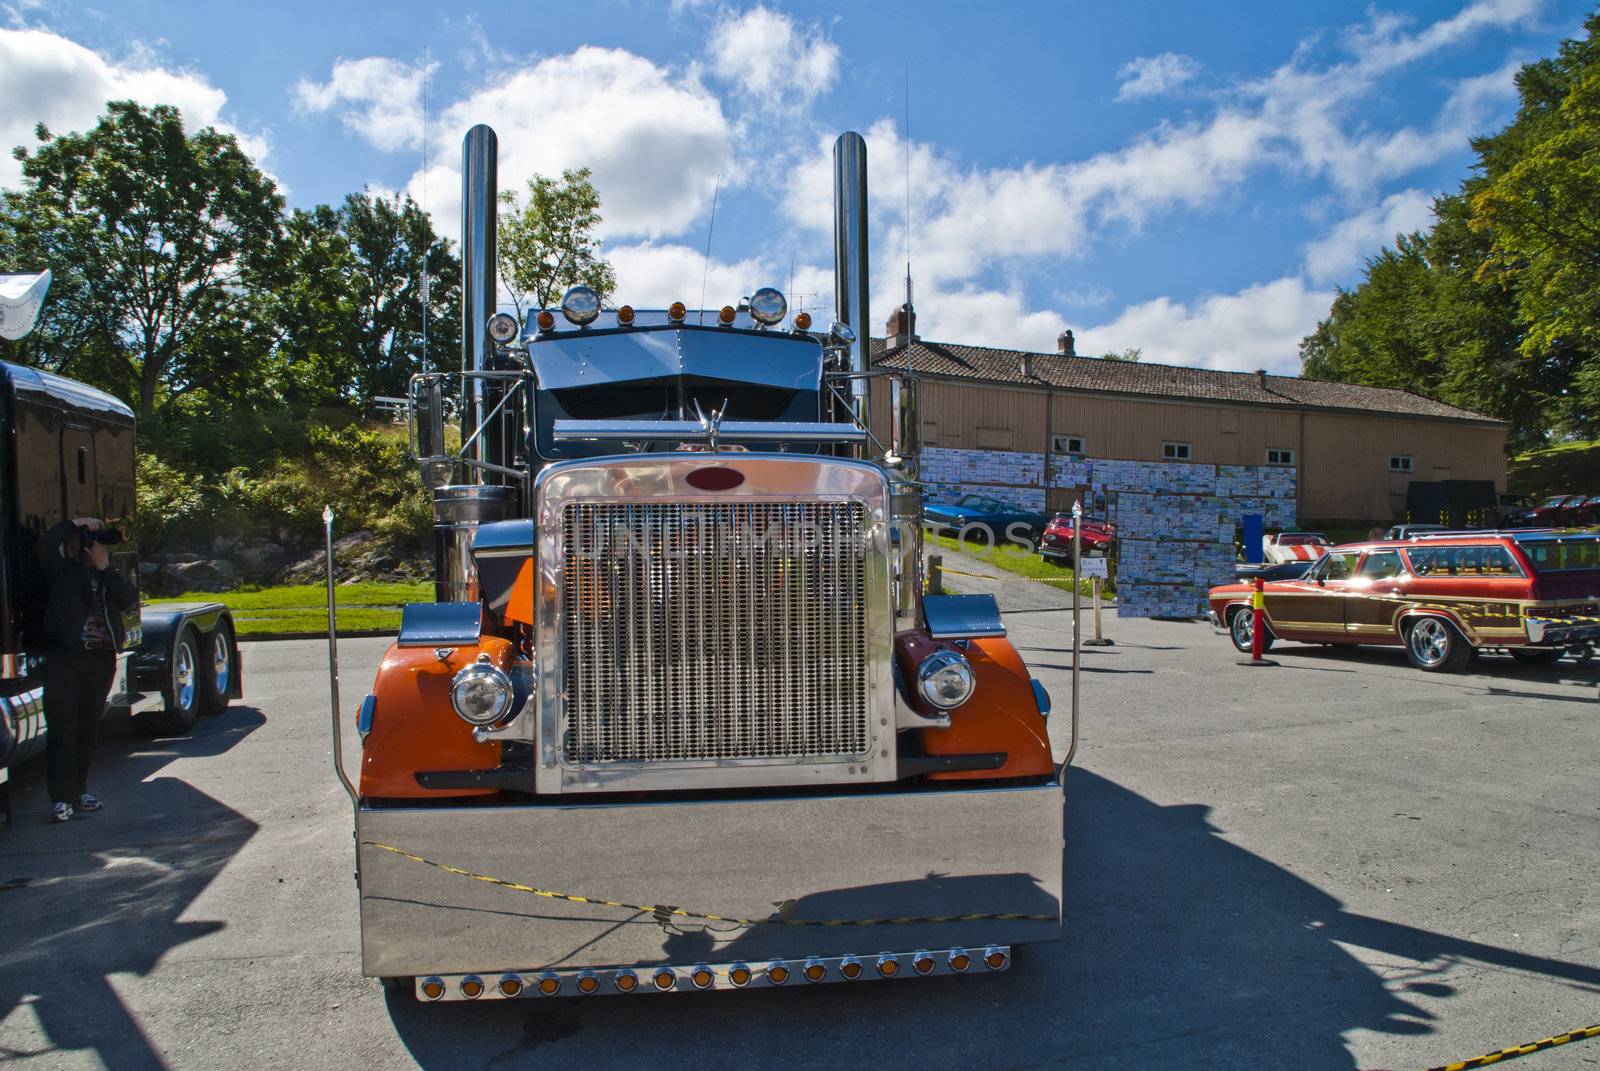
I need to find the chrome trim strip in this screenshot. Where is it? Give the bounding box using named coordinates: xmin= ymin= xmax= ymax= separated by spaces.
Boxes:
xmin=551 ymin=419 xmax=866 ymax=444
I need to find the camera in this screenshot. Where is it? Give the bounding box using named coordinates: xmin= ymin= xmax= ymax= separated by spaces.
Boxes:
xmin=78 ymin=525 xmax=123 ymax=546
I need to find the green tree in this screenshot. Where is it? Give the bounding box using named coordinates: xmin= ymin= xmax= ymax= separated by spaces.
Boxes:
xmin=0 ymin=101 xmax=285 ymax=426
xmin=1099 ymin=347 xmax=1142 ymax=362
xmin=1469 ymin=14 xmax=1600 ymax=436
xmin=497 ymin=168 xmax=615 ymax=319
xmin=274 ymin=191 xmax=460 ymax=408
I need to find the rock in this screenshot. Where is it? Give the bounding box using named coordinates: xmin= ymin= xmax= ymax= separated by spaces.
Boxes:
xmin=272 ymin=531 xmax=427 ymax=586
xmin=137 ymin=560 xmax=166 ymax=596
xmin=164 ymin=558 xmax=241 ymax=593
xmin=231 ymin=539 xmax=292 ymax=582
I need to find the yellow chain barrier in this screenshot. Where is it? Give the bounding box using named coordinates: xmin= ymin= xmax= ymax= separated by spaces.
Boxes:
xmin=363 ymin=841 xmax=1055 ymax=929
xmin=1424 ymin=1022 xmax=1600 ymax=1071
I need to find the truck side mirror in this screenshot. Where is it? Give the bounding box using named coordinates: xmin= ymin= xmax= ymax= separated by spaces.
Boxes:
xmin=409 ymin=374 xmax=451 ymax=490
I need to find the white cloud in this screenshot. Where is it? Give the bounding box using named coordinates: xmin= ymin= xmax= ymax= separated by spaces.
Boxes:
xmin=1116 ymin=53 xmax=1200 ymax=101
xmin=292 ymin=56 xmax=434 ymax=154
xmin=1303 ymin=189 xmax=1436 ymax=282
xmin=606 ymin=241 xmax=772 ymax=310
xmin=708 ymin=6 xmax=838 ymax=107
xmin=386 ymin=46 xmax=733 ymax=242
xmin=1075 ymin=276 xmax=1334 ymax=373
xmin=0 ymin=28 xmax=270 ymax=189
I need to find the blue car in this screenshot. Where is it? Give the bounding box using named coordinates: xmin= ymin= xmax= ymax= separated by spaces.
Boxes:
xmin=923 ymin=494 xmax=1048 ymax=545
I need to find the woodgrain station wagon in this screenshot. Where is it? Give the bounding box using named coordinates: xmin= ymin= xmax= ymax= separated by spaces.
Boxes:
xmin=1208 ymin=531 xmax=1600 ymax=672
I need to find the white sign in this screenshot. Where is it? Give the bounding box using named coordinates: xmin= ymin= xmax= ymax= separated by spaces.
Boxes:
xmin=1078 ymin=556 xmax=1109 ymax=579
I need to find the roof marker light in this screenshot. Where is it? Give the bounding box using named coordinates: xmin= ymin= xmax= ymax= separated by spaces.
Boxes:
xmin=616 ymin=304 xmax=635 ymax=326
xmin=793 ymin=311 xmax=812 ymax=332
xmin=668 ymin=301 xmax=687 ymax=323
xmin=498 ymin=975 xmax=523 ymax=997
xmin=718 ymin=305 xmax=737 ymax=325
xmin=536 ymin=310 xmax=555 ymax=331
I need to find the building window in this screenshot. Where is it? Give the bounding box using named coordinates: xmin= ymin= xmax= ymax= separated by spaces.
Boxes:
xmin=1266 ymin=448 xmax=1295 ymax=466
xmin=1389 ymin=454 xmax=1413 ymax=472
xmin=1052 ymin=434 xmax=1084 ymax=456
xmin=1162 ymin=441 xmax=1192 ymax=461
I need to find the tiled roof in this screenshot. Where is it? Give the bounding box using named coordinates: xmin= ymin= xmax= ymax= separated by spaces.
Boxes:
xmin=870 ymin=338 xmax=1501 ymax=424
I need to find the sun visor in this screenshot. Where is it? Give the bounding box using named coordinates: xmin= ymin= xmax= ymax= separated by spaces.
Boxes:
xmin=530 ymin=327 xmax=821 ymax=392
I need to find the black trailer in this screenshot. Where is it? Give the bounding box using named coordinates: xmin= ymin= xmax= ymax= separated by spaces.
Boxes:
xmin=1402 ymin=479 xmax=1500 ymax=530
xmin=0 ymin=360 xmax=240 ymax=822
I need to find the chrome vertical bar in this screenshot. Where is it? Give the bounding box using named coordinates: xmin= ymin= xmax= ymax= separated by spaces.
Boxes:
xmin=1065 ymin=500 xmax=1082 ymax=772
xmin=832 ymin=132 xmax=871 ymax=455
xmin=325 ymin=506 xmax=357 ymax=807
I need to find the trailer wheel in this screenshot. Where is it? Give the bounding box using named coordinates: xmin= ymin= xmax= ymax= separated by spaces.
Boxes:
xmin=133 ymin=628 xmax=202 ymax=736
xmin=200 ymin=625 xmax=235 ymax=717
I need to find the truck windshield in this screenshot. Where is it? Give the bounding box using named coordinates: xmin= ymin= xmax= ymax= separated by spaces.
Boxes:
xmin=1519 ymin=536 xmax=1600 ymax=573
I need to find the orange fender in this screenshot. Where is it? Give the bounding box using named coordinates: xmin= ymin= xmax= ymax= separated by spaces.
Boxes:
xmin=897 ymin=631 xmax=1054 ymax=781
xmin=359 ymin=637 xmax=510 ymax=799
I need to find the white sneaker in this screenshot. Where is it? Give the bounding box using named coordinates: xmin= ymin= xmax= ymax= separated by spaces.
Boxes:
xmin=50 ymin=802 xmax=73 ymax=823
xmin=76 ymin=793 xmax=103 ymax=813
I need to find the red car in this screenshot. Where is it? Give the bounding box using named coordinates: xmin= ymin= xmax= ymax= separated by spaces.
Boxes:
xmin=1208 ymin=531 xmax=1600 ymax=672
xmin=1039 ymin=514 xmax=1115 ymax=563
xmin=1512 ymin=494 xmax=1598 ymax=528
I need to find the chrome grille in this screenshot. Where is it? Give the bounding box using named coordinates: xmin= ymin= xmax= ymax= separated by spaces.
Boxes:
xmin=560 ymin=500 xmax=870 ymax=764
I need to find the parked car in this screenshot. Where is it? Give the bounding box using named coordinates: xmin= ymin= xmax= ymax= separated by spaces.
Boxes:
xmin=1038 ymin=514 xmax=1115 ymax=563
xmin=1385 ymin=523 xmax=1455 ymax=540
xmin=923 ymin=494 xmax=1048 ymax=544
xmin=1263 ymin=531 xmax=1331 ymax=564
xmin=1208 ymin=531 xmax=1600 ymax=672
xmin=1507 ymin=493 xmax=1592 ymax=529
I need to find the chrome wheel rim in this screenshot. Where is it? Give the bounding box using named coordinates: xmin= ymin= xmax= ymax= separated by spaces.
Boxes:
xmin=1410 ymin=619 xmax=1449 ymax=666
xmin=211 ymin=633 xmax=230 ymax=696
xmin=175 ymin=644 xmax=196 ymax=710
xmin=1231 ymin=609 xmax=1254 ymax=649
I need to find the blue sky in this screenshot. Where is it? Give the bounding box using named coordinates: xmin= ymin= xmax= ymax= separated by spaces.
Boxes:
xmin=1 ymin=0 xmax=1592 ymax=371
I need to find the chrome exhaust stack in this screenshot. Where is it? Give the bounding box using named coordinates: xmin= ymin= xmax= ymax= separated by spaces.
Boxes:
xmin=832 ymin=132 xmax=871 ymax=456
xmin=433 ymin=125 xmax=515 ymax=600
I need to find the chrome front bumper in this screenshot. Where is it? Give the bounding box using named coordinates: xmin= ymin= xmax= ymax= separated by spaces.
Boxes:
xmin=356 ymin=781 xmax=1063 ymax=981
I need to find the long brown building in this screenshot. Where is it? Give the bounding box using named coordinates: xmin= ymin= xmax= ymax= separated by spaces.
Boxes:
xmin=870 ymin=310 xmax=1506 ymax=524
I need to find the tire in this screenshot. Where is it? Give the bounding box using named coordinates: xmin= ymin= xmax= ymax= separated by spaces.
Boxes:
xmin=1228 ymin=606 xmax=1275 ymax=654
xmin=133 ymin=628 xmax=202 ymax=736
xmin=1510 ymin=647 xmax=1564 ymax=667
xmin=1404 ymin=617 xmax=1471 ymax=673
xmin=200 ymin=626 xmax=235 ymax=717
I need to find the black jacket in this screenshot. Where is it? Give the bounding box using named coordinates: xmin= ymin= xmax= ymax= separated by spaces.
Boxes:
xmin=36 ymin=520 xmax=138 ymax=650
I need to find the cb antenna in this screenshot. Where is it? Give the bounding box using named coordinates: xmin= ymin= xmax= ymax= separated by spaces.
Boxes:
xmin=698 ymin=173 xmax=721 ymax=325
xmin=904 ymin=62 xmax=914 ymax=373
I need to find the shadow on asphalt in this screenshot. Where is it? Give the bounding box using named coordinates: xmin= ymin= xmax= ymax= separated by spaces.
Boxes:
xmin=379 ymin=768 xmax=1600 ymax=1068
xmin=0 ymin=706 xmax=262 ymax=1069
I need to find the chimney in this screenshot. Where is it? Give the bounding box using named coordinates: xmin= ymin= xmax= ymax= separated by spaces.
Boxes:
xmin=1257 ymin=369 xmax=1267 ymax=389
xmin=886 ymin=303 xmax=918 ymax=347
xmin=1057 ymin=329 xmax=1076 ymax=357
xmin=1021 ymin=353 xmax=1036 ymax=378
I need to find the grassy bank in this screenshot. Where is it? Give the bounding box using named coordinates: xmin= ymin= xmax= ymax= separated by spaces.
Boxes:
xmin=150 ymin=581 xmax=431 ymax=637
xmin=1508 ymin=439 xmax=1600 ymax=497
xmin=925 ymin=533 xmax=1111 ymax=597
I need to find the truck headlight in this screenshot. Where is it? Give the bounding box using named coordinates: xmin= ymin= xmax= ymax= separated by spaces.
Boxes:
xmin=916 ymin=649 xmax=975 ymax=710
xmin=450 ymin=655 xmax=514 ymax=725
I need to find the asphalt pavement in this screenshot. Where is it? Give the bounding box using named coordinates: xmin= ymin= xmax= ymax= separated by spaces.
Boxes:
xmin=1 ymin=565 xmax=1597 ymax=1070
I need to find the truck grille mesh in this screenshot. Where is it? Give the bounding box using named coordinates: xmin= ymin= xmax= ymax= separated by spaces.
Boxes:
xmin=561 ymin=501 xmax=870 ymax=764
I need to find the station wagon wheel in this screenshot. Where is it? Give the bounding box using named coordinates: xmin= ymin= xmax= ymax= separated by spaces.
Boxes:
xmin=1404 ymin=617 xmax=1470 ymax=673
xmin=1229 ymin=606 xmax=1274 ymax=654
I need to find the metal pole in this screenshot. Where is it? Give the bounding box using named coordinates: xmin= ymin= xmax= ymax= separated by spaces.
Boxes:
xmin=1065 ymin=498 xmax=1081 ymax=769
xmin=1092 ymin=578 xmax=1102 ymax=640
xmin=325 ymin=506 xmax=357 ymax=807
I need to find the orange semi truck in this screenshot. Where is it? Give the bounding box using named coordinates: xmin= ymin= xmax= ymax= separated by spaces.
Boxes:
xmin=327 ymin=126 xmax=1068 ymax=1000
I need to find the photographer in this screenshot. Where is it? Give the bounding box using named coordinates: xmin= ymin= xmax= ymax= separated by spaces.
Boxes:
xmin=37 ymin=517 xmax=136 ymax=823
